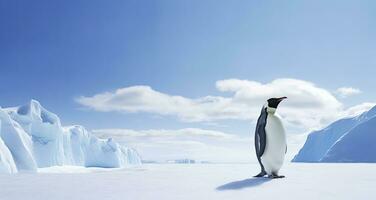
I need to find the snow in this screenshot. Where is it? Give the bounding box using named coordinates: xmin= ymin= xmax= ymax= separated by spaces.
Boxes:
xmin=0 ymin=163 xmax=375 ymax=200
xmin=293 ymin=105 xmax=376 ymax=162
xmin=37 ymin=165 xmax=126 ymax=173
xmin=0 ymin=100 xmax=141 ymax=173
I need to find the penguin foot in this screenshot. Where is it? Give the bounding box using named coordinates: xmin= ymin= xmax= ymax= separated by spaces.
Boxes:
xmin=253 ymin=171 xmax=267 ymax=177
xmin=268 ymin=174 xmax=285 ymax=179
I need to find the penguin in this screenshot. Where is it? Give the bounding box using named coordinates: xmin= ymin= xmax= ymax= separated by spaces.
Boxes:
xmin=254 ymin=97 xmax=287 ymax=179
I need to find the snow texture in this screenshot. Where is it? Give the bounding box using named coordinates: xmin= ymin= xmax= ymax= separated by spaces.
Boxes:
xmin=0 ymin=163 xmax=375 ymax=200
xmin=0 ymin=100 xmax=141 ymax=173
xmin=293 ymin=105 xmax=376 ymax=162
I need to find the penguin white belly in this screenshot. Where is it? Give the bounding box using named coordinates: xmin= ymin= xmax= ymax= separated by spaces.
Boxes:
xmin=261 ymin=114 xmax=286 ymax=175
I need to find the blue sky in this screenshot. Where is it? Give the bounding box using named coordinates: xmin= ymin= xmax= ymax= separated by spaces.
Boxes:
xmin=1 ymin=0 xmax=376 ymax=161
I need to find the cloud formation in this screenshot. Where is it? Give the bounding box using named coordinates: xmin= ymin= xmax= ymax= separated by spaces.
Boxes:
xmin=335 ymin=87 xmax=362 ymax=98
xmin=342 ymin=102 xmax=376 ymax=117
xmin=77 ymin=78 xmax=369 ymax=132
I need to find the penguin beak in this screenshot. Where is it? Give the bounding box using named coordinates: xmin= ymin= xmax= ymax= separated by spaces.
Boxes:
xmin=278 ymin=97 xmax=287 ymax=102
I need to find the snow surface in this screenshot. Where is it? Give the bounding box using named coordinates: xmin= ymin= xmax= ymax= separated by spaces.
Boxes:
xmin=0 ymin=163 xmax=375 ymax=200
xmin=0 ymin=100 xmax=141 ymax=173
xmin=293 ymin=105 xmax=376 ymax=162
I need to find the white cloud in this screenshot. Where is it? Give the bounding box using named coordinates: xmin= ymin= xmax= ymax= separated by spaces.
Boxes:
xmin=76 ymin=85 xmax=236 ymax=122
xmin=335 ymin=87 xmax=362 ymax=98
xmin=342 ymin=102 xmax=376 ymax=117
xmin=77 ymin=78 xmax=369 ymax=132
xmin=215 ymin=79 xmax=344 ymax=131
xmin=77 ymin=79 xmax=375 ymax=163
xmin=92 ymin=128 xmax=253 ymax=163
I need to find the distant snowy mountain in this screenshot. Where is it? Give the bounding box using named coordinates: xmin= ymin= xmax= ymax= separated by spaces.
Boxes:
xmin=293 ymin=105 xmax=376 ymax=162
xmin=0 ymin=100 xmax=141 ymax=173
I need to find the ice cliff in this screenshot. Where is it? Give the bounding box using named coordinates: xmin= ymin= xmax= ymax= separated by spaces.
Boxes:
xmin=0 ymin=100 xmax=141 ymax=173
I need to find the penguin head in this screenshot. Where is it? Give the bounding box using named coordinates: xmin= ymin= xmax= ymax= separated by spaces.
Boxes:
xmin=266 ymin=97 xmax=287 ymax=111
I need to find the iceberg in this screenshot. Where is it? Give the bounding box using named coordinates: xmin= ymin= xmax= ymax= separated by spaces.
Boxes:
xmin=321 ymin=116 xmax=376 ymax=162
xmin=0 ymin=100 xmax=141 ymax=173
xmin=293 ymin=105 xmax=376 ymax=162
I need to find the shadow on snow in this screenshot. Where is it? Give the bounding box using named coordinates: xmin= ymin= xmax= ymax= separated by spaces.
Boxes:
xmin=216 ymin=177 xmax=271 ymax=191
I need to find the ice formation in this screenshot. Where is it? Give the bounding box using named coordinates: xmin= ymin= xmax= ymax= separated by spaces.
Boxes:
xmin=0 ymin=100 xmax=141 ymax=173
xmin=293 ymin=105 xmax=376 ymax=162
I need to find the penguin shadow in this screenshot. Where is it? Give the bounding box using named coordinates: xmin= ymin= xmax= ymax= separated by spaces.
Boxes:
xmin=216 ymin=177 xmax=271 ymax=191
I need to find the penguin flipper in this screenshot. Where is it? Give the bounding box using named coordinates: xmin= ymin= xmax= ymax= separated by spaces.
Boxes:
xmin=255 ymin=108 xmax=267 ymax=157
